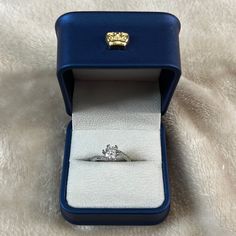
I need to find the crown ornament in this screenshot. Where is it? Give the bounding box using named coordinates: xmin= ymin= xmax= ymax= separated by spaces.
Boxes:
xmin=105 ymin=32 xmax=129 ymax=48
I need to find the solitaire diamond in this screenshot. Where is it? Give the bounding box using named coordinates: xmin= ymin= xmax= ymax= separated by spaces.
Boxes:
xmin=102 ymin=144 xmax=118 ymax=160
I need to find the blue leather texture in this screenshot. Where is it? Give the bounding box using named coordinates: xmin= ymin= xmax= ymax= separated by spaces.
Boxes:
xmin=55 ymin=12 xmax=181 ymax=115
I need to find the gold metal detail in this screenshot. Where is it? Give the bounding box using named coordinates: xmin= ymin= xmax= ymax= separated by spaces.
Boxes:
xmin=105 ymin=32 xmax=129 ymax=48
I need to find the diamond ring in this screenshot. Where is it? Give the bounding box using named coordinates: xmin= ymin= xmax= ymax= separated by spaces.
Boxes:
xmin=89 ymin=144 xmax=131 ymax=162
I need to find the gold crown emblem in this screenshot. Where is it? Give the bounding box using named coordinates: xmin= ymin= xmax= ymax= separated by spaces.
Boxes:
xmin=106 ymin=32 xmax=129 ymax=48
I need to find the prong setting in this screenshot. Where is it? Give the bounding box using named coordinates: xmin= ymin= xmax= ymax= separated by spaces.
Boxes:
xmin=89 ymin=144 xmax=131 ymax=162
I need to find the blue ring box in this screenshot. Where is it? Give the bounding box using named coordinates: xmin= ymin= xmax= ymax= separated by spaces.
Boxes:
xmin=55 ymin=11 xmax=181 ymax=225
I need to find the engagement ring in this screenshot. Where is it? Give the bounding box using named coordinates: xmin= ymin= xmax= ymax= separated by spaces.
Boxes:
xmin=89 ymin=144 xmax=131 ymax=162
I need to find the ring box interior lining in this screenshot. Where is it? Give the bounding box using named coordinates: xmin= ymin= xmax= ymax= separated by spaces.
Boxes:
xmin=68 ymin=69 xmax=163 ymax=208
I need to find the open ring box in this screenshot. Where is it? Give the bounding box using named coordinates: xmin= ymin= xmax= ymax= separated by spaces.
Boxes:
xmin=56 ymin=12 xmax=181 ymax=225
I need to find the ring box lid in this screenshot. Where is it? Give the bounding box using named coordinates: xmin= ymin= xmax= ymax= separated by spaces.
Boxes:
xmin=55 ymin=12 xmax=181 ymax=115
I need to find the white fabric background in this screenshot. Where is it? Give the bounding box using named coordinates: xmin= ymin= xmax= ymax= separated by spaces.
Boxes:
xmin=0 ymin=1 xmax=235 ymax=235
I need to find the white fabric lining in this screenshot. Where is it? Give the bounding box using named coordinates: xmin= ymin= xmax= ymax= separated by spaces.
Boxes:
xmin=67 ymin=74 xmax=165 ymax=208
xmin=73 ymin=68 xmax=161 ymax=81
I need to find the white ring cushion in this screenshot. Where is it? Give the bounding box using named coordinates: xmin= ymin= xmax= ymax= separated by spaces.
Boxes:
xmin=67 ymin=69 xmax=165 ymax=208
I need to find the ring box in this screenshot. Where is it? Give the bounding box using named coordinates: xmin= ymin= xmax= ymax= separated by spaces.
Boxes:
xmin=55 ymin=12 xmax=181 ymax=225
